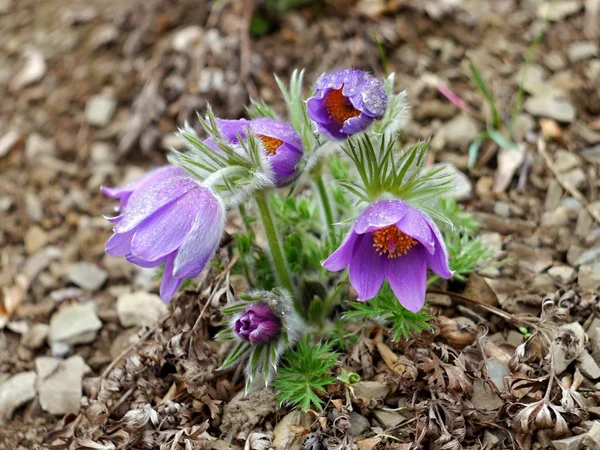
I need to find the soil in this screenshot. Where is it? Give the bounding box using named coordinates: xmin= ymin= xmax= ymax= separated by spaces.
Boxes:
xmin=1 ymin=0 xmax=599 ymax=449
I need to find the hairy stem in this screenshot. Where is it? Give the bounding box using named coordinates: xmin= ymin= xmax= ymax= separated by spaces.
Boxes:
xmin=315 ymin=175 xmax=335 ymax=234
xmin=255 ymin=190 xmax=295 ymax=294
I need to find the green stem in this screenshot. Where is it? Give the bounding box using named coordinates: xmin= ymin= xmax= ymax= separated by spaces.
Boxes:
xmin=255 ymin=191 xmax=295 ymax=294
xmin=315 ymin=176 xmax=335 ymax=234
xmin=323 ymin=275 xmax=349 ymax=314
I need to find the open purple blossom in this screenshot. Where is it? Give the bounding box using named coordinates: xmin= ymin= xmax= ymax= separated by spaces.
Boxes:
xmin=323 ymin=199 xmax=452 ymax=312
xmin=306 ymin=69 xmax=387 ymax=140
xmin=211 ymin=118 xmax=304 ymax=186
xmin=104 ymin=171 xmax=225 ymax=302
xmin=101 ymin=165 xmax=185 ymax=211
xmin=233 ymin=302 xmax=282 ymax=345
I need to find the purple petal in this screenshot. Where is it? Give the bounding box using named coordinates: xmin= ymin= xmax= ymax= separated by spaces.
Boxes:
xmin=354 ymin=200 xmax=407 ymax=234
xmin=249 ymin=118 xmax=302 ymax=152
xmin=348 ymin=234 xmax=385 ymax=301
xmin=360 ymin=77 xmax=388 ymax=118
xmin=385 ymin=246 xmax=428 ymax=312
xmin=269 ymin=144 xmax=302 ymax=183
xmin=160 ymin=253 xmax=183 ymax=302
xmin=130 ymin=192 xmax=197 ymax=262
xmin=114 ymin=176 xmax=198 ymax=234
xmin=106 ymin=229 xmax=135 ymax=256
xmin=215 ymin=118 xmax=249 ymax=143
xmin=249 ymin=321 xmax=280 ymax=344
xmin=126 ymin=254 xmax=165 ymax=268
xmin=342 ymin=113 xmax=373 ymax=135
xmin=425 ymin=218 xmax=452 ymax=279
xmin=323 ymin=231 xmax=359 ymax=272
xmin=394 ymin=206 xmax=435 ymax=254
xmin=173 ymin=188 xmax=225 ymax=278
xmin=306 ymin=92 xmax=330 ymax=124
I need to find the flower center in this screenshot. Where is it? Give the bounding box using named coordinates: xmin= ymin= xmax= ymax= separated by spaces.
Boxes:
xmin=257 ymin=134 xmax=283 ymax=155
xmin=324 ymin=86 xmax=361 ymax=126
xmin=372 ymin=225 xmax=418 ymax=259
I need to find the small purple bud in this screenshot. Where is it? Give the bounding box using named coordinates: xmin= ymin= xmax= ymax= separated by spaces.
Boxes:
xmin=233 ymin=302 xmax=282 ymax=345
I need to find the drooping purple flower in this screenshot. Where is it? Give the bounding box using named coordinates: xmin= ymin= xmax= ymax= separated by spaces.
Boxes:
xmin=233 ymin=302 xmax=282 ymax=345
xmin=104 ymin=172 xmax=225 ymax=302
xmin=101 ymin=165 xmax=185 ymax=210
xmin=322 ymin=199 xmax=452 ymax=312
xmin=210 ymin=118 xmax=304 ymax=186
xmin=306 ymin=69 xmax=387 ymax=140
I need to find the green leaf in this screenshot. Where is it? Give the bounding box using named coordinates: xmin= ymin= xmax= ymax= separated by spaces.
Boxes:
xmin=468 ymin=132 xmax=486 ymax=169
xmin=468 ymin=59 xmax=501 ymax=129
xmin=487 ymin=130 xmax=519 ymax=150
xmin=249 ymin=15 xmax=271 ymax=37
xmin=219 ymin=341 xmax=251 ymax=370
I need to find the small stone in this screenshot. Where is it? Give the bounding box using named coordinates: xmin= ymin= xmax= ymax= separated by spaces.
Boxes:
xmin=545 ymin=180 xmax=563 ymax=212
xmin=90 ymin=142 xmax=113 ymax=162
xmin=537 ymin=1 xmax=581 ymax=20
xmin=575 ymin=244 xmax=600 ymax=267
xmin=548 ymin=266 xmax=576 ymax=284
xmin=576 ymin=350 xmax=600 ymax=380
xmin=11 ymin=48 xmax=46 ymax=90
xmin=524 ymin=96 xmax=576 ymax=123
xmin=0 ymin=130 xmax=20 ymax=159
xmin=426 ymin=292 xmax=451 ymax=307
xmin=583 ymin=421 xmax=600 ymax=450
xmin=352 ymin=381 xmax=391 ymax=401
xmin=471 ymin=379 xmax=503 ymax=410
xmin=589 ymin=318 xmax=600 ymax=364
xmin=36 ymin=356 xmax=89 ymax=415
xmin=373 ymin=410 xmax=405 ymax=428
xmin=116 ymin=291 xmax=168 ymax=328
xmin=512 ymin=113 xmax=536 ymax=139
xmin=272 ymin=410 xmax=301 ymax=449
xmin=506 ymin=330 xmax=524 ymax=347
xmin=89 ymin=24 xmax=118 ymax=51
xmin=554 ymin=150 xmax=580 ymax=172
xmin=0 ymin=0 xmax=12 ymax=14
xmin=552 ymin=322 xmax=586 ymax=374
xmin=348 ymin=411 xmax=370 ymax=436
xmin=21 ymin=323 xmax=49 ymax=349
xmin=575 ymin=210 xmax=593 ymax=239
xmin=0 ymin=371 xmax=36 ymax=422
xmin=542 ymin=208 xmax=570 ymax=228
xmin=24 ymin=192 xmax=43 ymax=222
xmin=551 ymin=434 xmax=585 ymax=450
xmin=68 ymin=261 xmax=107 ymax=291
xmin=51 ymin=342 xmax=70 ymax=358
xmin=582 ymin=144 xmax=600 ymax=162
xmin=568 ymin=41 xmax=598 ymax=63
xmin=24 ymin=226 xmax=48 ymax=254
xmin=493 ymin=201 xmax=511 ymax=218
xmin=562 ymin=168 xmax=586 ymax=190
xmin=173 ymin=26 xmax=203 ymax=52
xmin=49 ymin=302 xmax=102 ymax=345
xmin=578 ymin=262 xmax=600 ymax=291
xmin=544 ymin=52 xmax=567 ymax=71
xmin=85 ymin=94 xmax=117 ymax=128
xmin=440 ymin=113 xmax=479 ymax=149
xmin=25 ymin=133 xmax=55 ymax=160
xmin=428 ymin=163 xmax=471 ymax=200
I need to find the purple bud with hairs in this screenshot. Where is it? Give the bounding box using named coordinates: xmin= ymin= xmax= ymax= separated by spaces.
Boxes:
xmin=233 ymin=302 xmax=282 ymax=345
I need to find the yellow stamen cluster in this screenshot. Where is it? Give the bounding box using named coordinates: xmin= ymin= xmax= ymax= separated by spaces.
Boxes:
xmin=324 ymin=87 xmax=361 ymax=126
xmin=372 ymin=225 xmax=418 ymax=259
xmin=257 ymin=134 xmax=283 ymax=155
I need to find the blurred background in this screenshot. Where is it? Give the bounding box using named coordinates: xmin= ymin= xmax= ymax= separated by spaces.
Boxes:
xmin=1 ymin=0 xmax=599 ymax=447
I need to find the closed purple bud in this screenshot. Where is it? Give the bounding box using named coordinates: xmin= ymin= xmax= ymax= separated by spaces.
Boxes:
xmin=212 ymin=118 xmax=304 ymax=186
xmin=233 ymin=302 xmax=282 ymax=345
xmin=322 ymin=199 xmax=451 ymax=312
xmin=307 ymin=69 xmax=387 ymax=140
xmin=104 ymin=170 xmax=225 ymax=302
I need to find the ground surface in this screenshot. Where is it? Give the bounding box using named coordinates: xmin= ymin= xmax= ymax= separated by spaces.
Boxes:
xmin=1 ymin=0 xmax=600 ymax=449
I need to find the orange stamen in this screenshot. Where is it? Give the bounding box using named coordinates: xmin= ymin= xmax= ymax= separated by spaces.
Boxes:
xmin=372 ymin=225 xmax=418 ymax=259
xmin=324 ymin=86 xmax=361 ymax=126
xmin=257 ymin=135 xmax=283 ymax=155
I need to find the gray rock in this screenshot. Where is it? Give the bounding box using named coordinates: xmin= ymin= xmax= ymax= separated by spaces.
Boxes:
xmin=579 ymin=262 xmax=600 ymax=291
xmin=494 ymin=201 xmax=511 ymax=218
xmin=441 ymin=113 xmax=479 ymax=149
xmin=11 ymin=48 xmax=46 ymax=90
xmin=0 ymin=0 xmax=12 ymax=14
xmin=49 ymin=302 xmax=102 ymax=345
xmin=589 ymin=318 xmax=600 ymax=365
xmin=352 ymin=381 xmax=391 ymax=401
xmin=0 ymin=130 xmax=19 ymax=158
xmin=0 ymin=371 xmax=36 ymax=423
xmin=537 ymin=1 xmax=581 ymax=21
xmin=487 ymin=357 xmax=510 ymax=391
xmin=542 ymin=208 xmax=570 ymax=228
xmin=568 ymin=41 xmax=598 ymax=63
xmin=582 ymin=144 xmax=600 ymax=162
xmin=89 ymin=24 xmax=118 ymax=51
xmin=576 ymin=350 xmax=600 ymax=380
xmin=50 ymin=342 xmax=70 ymax=358
xmin=90 ymin=142 xmax=113 ymax=162
xmin=428 ymin=163 xmax=472 ymax=200
xmin=516 ymin=64 xmax=549 ymax=97
xmin=548 ymin=266 xmax=576 ymax=284
xmin=36 ymin=356 xmax=89 ymax=415
xmin=25 ymin=192 xmax=43 ymax=222
xmin=583 ymin=421 xmax=600 ymax=450
xmin=348 ymin=411 xmax=370 ymax=436
xmin=25 ymin=133 xmax=55 ymax=160
xmin=554 ymin=150 xmax=580 ymax=173
xmin=552 ymin=322 xmax=586 ymax=374
xmin=21 ymin=323 xmax=49 ymax=349
xmin=471 ymin=379 xmax=503 ymax=409
xmin=544 ymin=52 xmax=567 ymax=71
xmin=575 ymin=244 xmax=600 ymax=267
xmin=85 ymin=94 xmax=117 ymax=127
xmin=545 ymin=180 xmax=563 ymax=212
xmin=172 ymin=26 xmax=203 ymax=52
xmin=68 ymin=261 xmax=107 ymax=291
xmin=373 ymin=410 xmax=405 ymax=428
xmin=116 ymin=291 xmax=168 ymax=328
xmin=575 ymin=210 xmax=593 ymax=239
xmin=25 ymin=226 xmax=48 ymax=255
xmin=524 ymin=96 xmax=576 ymax=123
xmin=551 ymin=434 xmax=585 ymax=450
xmin=562 ymin=168 xmax=586 ymax=190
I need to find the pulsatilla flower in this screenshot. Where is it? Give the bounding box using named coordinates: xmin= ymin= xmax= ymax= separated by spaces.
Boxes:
xmin=323 ymin=199 xmax=451 ymax=312
xmin=307 ymin=69 xmax=387 ymax=139
xmin=213 ymin=118 xmax=304 ymax=186
xmin=233 ymin=302 xmax=282 ymax=345
xmin=104 ymin=168 xmax=225 ymax=302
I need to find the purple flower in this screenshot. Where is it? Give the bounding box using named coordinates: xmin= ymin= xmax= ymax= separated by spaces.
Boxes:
xmin=212 ymin=118 xmax=304 ymax=186
xmin=306 ymin=69 xmax=387 ymax=140
xmin=323 ymin=199 xmax=452 ymax=312
xmin=104 ymin=172 xmax=225 ymax=302
xmin=101 ymin=165 xmax=185 ymax=210
xmin=233 ymin=302 xmax=282 ymax=345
